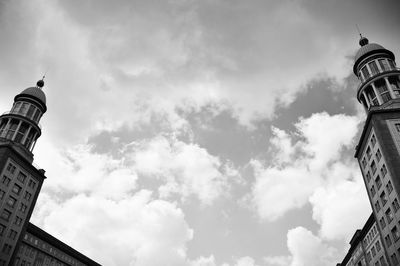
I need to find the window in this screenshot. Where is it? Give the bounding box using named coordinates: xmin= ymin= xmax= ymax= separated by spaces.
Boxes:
xmin=371 ymin=160 xmax=377 ymax=174
xmin=366 ymin=146 xmax=372 ymax=159
xmin=17 ymin=172 xmax=27 ymax=183
xmin=376 ymin=79 xmax=391 ymax=102
xmin=1 ymin=210 xmax=11 ymax=221
xmin=6 ymin=196 xmax=17 ymax=208
xmin=385 ymin=235 xmax=393 ymax=246
xmin=12 ymin=184 xmax=22 ymax=195
xmin=362 ymin=157 xmax=367 ymax=168
xmin=26 ymin=105 xmax=36 ymax=119
xmin=379 ymin=59 xmax=390 ymax=71
xmin=14 ymin=216 xmax=22 ymax=226
xmin=375 ymin=201 xmax=381 ymax=212
xmin=1 ymin=176 xmax=11 ymax=186
xmin=367 ymin=251 xmax=372 ymax=262
xmin=6 ymin=163 xmax=16 ymax=174
xmin=380 ymin=217 xmax=386 ymax=229
xmin=376 ymin=149 xmax=382 ymax=162
xmin=375 ymin=175 xmax=382 ymax=189
xmin=19 ymin=203 xmax=27 ymax=213
xmin=370 ymin=61 xmax=380 ymax=75
xmin=380 ymin=256 xmax=387 ymax=266
xmin=376 ymin=240 xmax=381 ymax=251
xmin=0 ymin=190 xmax=5 ymax=200
xmin=362 ymin=66 xmax=370 ymax=79
xmin=392 ymin=226 xmax=400 ymax=242
xmin=372 ymin=246 xmax=377 ymax=257
xmin=386 ymin=207 xmax=394 ymax=223
xmin=28 ymin=180 xmax=36 ymax=189
xmin=24 ymin=191 xmax=31 ymax=201
xmin=391 ymin=253 xmax=399 ymax=265
xmin=371 ymin=135 xmax=377 ymax=147
xmin=380 ymin=191 xmax=388 ymax=205
xmin=8 ymin=229 xmax=17 ymax=240
xmin=381 ymin=164 xmax=388 ymax=177
xmin=387 ymin=181 xmax=393 ymax=194
xmin=371 ymin=185 xmax=376 ymax=197
xmin=393 ymin=198 xmax=400 ymax=212
xmin=2 ymin=243 xmax=12 ymax=254
xmin=366 ymin=171 xmax=372 ymax=182
xmin=0 ymin=224 xmax=5 ymax=236
xmin=388 ymin=59 xmax=396 ymax=69
xmin=396 ymin=123 xmax=400 ymax=133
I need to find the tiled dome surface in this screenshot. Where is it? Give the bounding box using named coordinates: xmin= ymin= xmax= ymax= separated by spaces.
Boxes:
xmin=354 ymin=43 xmax=385 ymax=63
xmin=19 ymin=87 xmax=46 ymax=105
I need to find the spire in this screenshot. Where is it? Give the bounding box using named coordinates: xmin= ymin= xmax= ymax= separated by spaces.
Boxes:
xmin=36 ymin=75 xmax=45 ymax=88
xmin=356 ymin=24 xmax=369 ymax=46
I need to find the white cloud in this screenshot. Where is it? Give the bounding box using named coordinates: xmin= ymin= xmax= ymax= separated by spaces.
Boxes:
xmin=130 ymin=135 xmax=229 ymax=205
xmin=32 ymin=190 xmax=193 ymax=266
xmin=287 ymin=227 xmax=338 ymax=266
xmin=251 ymin=112 xmax=361 ymax=221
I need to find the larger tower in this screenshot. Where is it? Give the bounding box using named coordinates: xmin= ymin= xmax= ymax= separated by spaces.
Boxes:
xmin=0 ymin=80 xmax=47 ymax=265
xmin=354 ymin=36 xmax=400 ymax=265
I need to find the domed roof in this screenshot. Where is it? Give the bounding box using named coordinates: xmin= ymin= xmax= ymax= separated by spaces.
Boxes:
xmin=354 ymin=43 xmax=386 ymax=63
xmin=19 ymin=86 xmax=46 ymax=105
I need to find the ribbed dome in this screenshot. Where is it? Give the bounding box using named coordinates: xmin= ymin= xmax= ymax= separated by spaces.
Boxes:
xmin=18 ymin=87 xmax=46 ymax=105
xmin=355 ymin=43 xmax=385 ymax=63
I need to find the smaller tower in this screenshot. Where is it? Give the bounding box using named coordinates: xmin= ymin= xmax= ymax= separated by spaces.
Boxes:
xmin=0 ymin=80 xmax=47 ymax=265
xmin=0 ymin=79 xmax=47 ymax=163
xmin=354 ymin=36 xmax=400 ymax=111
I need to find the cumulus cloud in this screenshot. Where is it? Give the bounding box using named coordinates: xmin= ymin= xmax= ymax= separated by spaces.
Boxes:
xmin=32 ymin=190 xmax=193 ymax=266
xmin=251 ymin=112 xmax=361 ymax=221
xmin=287 ymin=227 xmax=338 ymax=266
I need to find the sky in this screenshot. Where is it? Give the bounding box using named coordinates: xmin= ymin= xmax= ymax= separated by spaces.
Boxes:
xmin=1 ymin=0 xmax=400 ymax=265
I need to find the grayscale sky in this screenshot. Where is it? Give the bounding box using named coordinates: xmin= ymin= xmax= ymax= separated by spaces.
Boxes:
xmin=1 ymin=0 xmax=400 ymax=265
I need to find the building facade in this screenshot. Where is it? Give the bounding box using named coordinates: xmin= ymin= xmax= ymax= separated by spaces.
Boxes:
xmin=339 ymin=36 xmax=400 ymax=265
xmin=0 ymin=81 xmax=100 ymax=265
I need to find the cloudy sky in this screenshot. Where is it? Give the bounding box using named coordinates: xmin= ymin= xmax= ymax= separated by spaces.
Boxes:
xmin=1 ymin=0 xmax=400 ymax=265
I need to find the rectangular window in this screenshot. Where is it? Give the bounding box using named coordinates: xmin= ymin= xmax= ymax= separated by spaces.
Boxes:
xmin=393 ymin=198 xmax=400 ymax=212
xmin=386 ymin=207 xmax=394 ymax=223
xmin=17 ymin=172 xmax=27 ymax=183
xmin=0 ymin=224 xmax=5 ymax=236
xmin=387 ymin=181 xmax=393 ymax=194
xmin=391 ymin=253 xmax=399 ymax=265
xmin=372 ymin=246 xmax=377 ymax=257
xmin=380 ymin=256 xmax=387 ymax=266
xmin=381 ymin=164 xmax=388 ymax=177
xmin=371 ymin=134 xmax=377 ymax=147
xmin=385 ymin=235 xmax=393 ymax=246
xmin=1 ymin=210 xmax=12 ymax=221
xmin=375 ymin=175 xmax=382 ymax=189
xmin=379 ymin=59 xmax=390 ymax=71
xmin=6 ymin=196 xmax=17 ymax=208
xmin=376 ymin=240 xmax=381 ymax=251
xmin=1 ymin=176 xmax=11 ymax=186
xmin=396 ymin=123 xmax=400 ymax=133
xmin=8 ymin=229 xmax=17 ymax=240
xmin=376 ymin=149 xmax=382 ymax=162
xmin=371 ymin=160 xmax=377 ymax=174
xmin=24 ymin=191 xmax=32 ymax=201
xmin=362 ymin=157 xmax=367 ymax=168
xmin=14 ymin=216 xmax=22 ymax=226
xmin=19 ymin=203 xmax=27 ymax=213
xmin=12 ymin=184 xmax=22 ymax=195
xmin=0 ymin=190 xmax=5 ymax=200
xmin=362 ymin=66 xmax=370 ymax=79
xmin=366 ymin=171 xmax=372 ymax=182
xmin=6 ymin=163 xmax=16 ymax=174
xmin=380 ymin=217 xmax=386 ymax=229
xmin=392 ymin=226 xmax=400 ymax=242
xmin=28 ymin=180 xmax=36 ymax=189
xmin=371 ymin=185 xmax=376 ymax=197
xmin=370 ymin=61 xmax=379 ymax=75
xmin=2 ymin=243 xmax=12 ymax=254
xmin=375 ymin=201 xmax=381 ymax=212
xmin=366 ymin=146 xmax=372 ymax=159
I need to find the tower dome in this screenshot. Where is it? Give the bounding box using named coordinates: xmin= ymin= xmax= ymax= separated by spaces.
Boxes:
xmin=17 ymin=86 xmax=47 ymax=105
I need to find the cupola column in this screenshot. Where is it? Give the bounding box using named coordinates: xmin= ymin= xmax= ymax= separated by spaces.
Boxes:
xmin=12 ymin=120 xmax=22 ymax=140
xmin=371 ymin=83 xmax=383 ymax=104
xmin=362 ymin=91 xmax=371 ymax=109
xmin=384 ymin=77 xmax=397 ymax=99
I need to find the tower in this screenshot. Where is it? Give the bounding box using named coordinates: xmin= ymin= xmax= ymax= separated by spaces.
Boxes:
xmin=354 ymin=35 xmax=400 ymax=265
xmin=0 ymin=80 xmax=47 ymax=265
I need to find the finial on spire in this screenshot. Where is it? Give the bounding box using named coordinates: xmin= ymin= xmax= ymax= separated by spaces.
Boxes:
xmin=36 ymin=75 xmax=45 ymax=88
xmin=355 ymin=24 xmax=369 ymax=47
